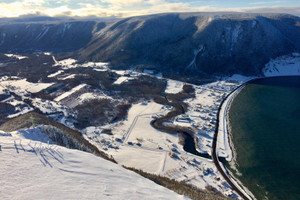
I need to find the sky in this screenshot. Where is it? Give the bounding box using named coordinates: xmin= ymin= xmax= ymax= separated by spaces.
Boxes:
xmin=0 ymin=0 xmax=299 ymax=18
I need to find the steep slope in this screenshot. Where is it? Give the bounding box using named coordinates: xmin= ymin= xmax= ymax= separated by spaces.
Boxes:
xmin=78 ymin=13 xmax=300 ymax=76
xmin=0 ymin=13 xmax=299 ymax=76
xmin=0 ymin=111 xmax=113 ymax=161
xmin=0 ymin=127 xmax=186 ymax=200
xmin=0 ymin=20 xmax=107 ymax=52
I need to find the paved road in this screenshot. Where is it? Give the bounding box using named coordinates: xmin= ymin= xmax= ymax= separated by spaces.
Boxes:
xmin=212 ymin=81 xmax=252 ymax=200
xmin=151 ymin=84 xmax=253 ymax=199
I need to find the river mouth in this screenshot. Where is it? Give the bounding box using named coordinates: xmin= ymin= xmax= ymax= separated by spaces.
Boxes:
xmin=228 ymin=76 xmax=300 ymax=200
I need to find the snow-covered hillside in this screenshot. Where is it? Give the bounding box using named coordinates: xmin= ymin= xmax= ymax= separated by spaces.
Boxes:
xmin=0 ymin=127 xmax=186 ymax=200
xmin=263 ymin=53 xmax=300 ymax=77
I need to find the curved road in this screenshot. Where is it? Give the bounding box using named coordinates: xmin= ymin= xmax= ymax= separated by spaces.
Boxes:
xmin=151 ymin=83 xmax=253 ymax=199
xmin=212 ymin=80 xmax=254 ymax=200
xmin=212 ymin=76 xmax=293 ymax=200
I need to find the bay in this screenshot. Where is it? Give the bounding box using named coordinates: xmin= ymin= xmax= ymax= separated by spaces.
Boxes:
xmin=228 ymin=76 xmax=300 ymax=200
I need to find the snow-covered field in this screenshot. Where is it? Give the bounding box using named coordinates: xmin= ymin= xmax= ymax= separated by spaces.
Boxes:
xmin=165 ymin=79 xmax=184 ymax=94
xmin=1 ymin=52 xmax=299 ymax=200
xmin=0 ymin=77 xmax=53 ymax=94
xmin=84 ymin=101 xmax=237 ymax=197
xmin=0 ymin=126 xmax=187 ymax=200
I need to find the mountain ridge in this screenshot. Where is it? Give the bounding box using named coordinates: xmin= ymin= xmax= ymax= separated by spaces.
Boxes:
xmin=0 ymin=12 xmax=299 ymax=76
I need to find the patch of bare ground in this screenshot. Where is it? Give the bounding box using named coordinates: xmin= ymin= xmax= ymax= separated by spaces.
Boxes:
xmin=74 ymin=99 xmax=131 ymax=129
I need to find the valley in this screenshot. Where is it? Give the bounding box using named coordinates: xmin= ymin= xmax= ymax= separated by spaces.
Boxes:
xmin=0 ymin=50 xmax=299 ymax=199
xmin=0 ymin=12 xmax=300 ymax=200
xmin=0 ymin=53 xmax=240 ymax=198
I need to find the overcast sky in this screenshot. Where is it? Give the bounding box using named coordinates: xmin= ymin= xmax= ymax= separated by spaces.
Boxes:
xmin=0 ymin=0 xmax=299 ymax=18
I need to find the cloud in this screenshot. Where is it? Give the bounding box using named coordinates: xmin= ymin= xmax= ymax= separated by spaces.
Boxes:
xmin=102 ymin=0 xmax=145 ymax=6
xmin=0 ymin=0 xmax=299 ymax=18
xmin=249 ymin=1 xmax=286 ymax=5
xmin=239 ymin=6 xmax=300 ymax=16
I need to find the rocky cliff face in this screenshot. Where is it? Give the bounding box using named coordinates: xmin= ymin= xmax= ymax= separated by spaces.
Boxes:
xmin=1 ymin=13 xmax=300 ymax=76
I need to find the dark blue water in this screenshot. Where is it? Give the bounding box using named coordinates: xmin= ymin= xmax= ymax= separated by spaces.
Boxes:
xmin=229 ymin=76 xmax=300 ymax=200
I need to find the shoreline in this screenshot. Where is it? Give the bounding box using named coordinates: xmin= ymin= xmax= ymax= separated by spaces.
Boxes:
xmin=213 ymin=77 xmax=254 ymax=200
xmin=217 ymin=75 xmax=300 ymax=200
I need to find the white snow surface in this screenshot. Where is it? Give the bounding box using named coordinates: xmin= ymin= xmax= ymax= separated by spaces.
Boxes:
xmin=263 ymin=53 xmax=300 ymax=77
xmin=67 ymin=92 xmax=113 ymax=108
xmin=54 ymin=84 xmax=87 ymax=102
xmin=81 ymin=62 xmax=109 ymax=68
xmin=52 ymin=56 xmax=109 ymax=70
xmin=184 ymin=80 xmax=239 ymax=156
xmin=47 ymin=70 xmax=64 ymax=78
xmin=7 ymin=107 xmax=33 ymax=118
xmin=113 ymin=70 xmax=128 ymax=75
xmin=61 ymin=74 xmax=76 ymax=80
xmin=4 ymin=53 xmax=299 ymax=199
xmin=78 ymin=92 xmax=112 ymax=102
xmin=4 ymin=54 xmax=28 ymax=60
xmin=113 ymin=76 xmax=133 ymax=85
xmin=0 ymin=77 xmax=53 ymax=93
xmin=0 ymin=127 xmax=187 ymax=200
xmin=216 ymin=86 xmax=241 ymax=161
xmin=85 ymin=102 xmax=236 ymax=197
xmin=165 ymin=79 xmax=184 ymax=94
xmin=53 ymin=58 xmax=77 ymax=67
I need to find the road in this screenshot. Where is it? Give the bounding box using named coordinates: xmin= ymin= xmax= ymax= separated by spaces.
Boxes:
xmin=121 ymin=82 xmax=253 ymax=199
xmin=151 ymin=84 xmax=253 ymax=199
xmin=122 ymin=112 xmax=164 ymax=143
xmin=212 ymin=81 xmax=252 ymax=200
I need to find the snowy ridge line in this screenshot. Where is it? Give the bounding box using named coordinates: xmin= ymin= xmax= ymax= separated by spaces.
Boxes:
xmin=0 ymin=127 xmax=186 ymax=200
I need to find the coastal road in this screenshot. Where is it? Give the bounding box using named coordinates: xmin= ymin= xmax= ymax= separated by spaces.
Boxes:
xmin=212 ymin=82 xmax=252 ymax=200
xmin=151 ymin=85 xmax=253 ymax=199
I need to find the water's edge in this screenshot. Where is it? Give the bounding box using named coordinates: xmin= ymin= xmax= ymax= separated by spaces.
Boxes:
xmin=226 ymin=76 xmax=300 ymax=200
